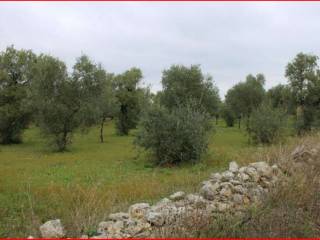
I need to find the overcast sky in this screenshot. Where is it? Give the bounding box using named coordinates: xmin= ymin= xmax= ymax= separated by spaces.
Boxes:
xmin=1 ymin=2 xmax=320 ymax=97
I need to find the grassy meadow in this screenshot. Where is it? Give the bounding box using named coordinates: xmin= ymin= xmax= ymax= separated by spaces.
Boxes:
xmin=0 ymin=120 xmax=289 ymax=237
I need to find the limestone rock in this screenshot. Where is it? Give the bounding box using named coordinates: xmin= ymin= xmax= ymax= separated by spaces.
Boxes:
xmin=243 ymin=196 xmax=250 ymax=204
xmin=169 ymin=191 xmax=185 ymax=201
xmin=233 ymin=194 xmax=244 ymax=205
xmin=233 ymin=185 xmax=247 ymax=195
xmin=230 ymin=180 xmax=242 ymax=185
xmin=216 ymin=202 xmax=230 ymax=212
xmin=221 ymin=171 xmax=235 ymax=182
xmin=129 ymin=203 xmax=150 ymax=220
xmin=185 ymin=194 xmax=207 ymax=208
xmin=156 ymin=198 xmax=171 ymax=205
xmin=97 ymin=221 xmax=113 ymax=234
xmin=245 ymin=167 xmax=260 ymax=182
xmin=125 ymin=219 xmax=151 ymax=236
xmin=108 ymin=220 xmax=124 ymax=234
xmin=229 ymin=161 xmax=239 ymax=173
xmin=237 ymin=172 xmax=250 ymax=182
xmin=109 ymin=212 xmax=129 ymax=221
xmin=206 ymin=203 xmax=217 ymax=213
xmin=250 ymin=162 xmax=272 ymax=178
xmin=220 ymin=182 xmax=233 ymax=188
xmin=39 ymin=219 xmax=65 ymax=238
xmin=248 ymin=186 xmax=265 ymax=202
xmin=220 ymin=187 xmax=232 ymax=198
xmin=200 ymin=182 xmax=219 ymax=200
xmin=146 ymin=211 xmax=165 ymax=226
xmin=210 ymin=172 xmax=222 ymax=182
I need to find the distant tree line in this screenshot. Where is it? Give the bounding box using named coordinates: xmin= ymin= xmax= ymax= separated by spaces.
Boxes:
xmin=1 ymin=46 xmax=320 ymax=165
xmin=221 ymin=52 xmax=320 ymax=142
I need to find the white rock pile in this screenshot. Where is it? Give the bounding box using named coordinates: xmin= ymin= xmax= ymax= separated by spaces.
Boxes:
xmin=39 ymin=161 xmax=282 ymax=238
xmin=39 ymin=219 xmax=65 ymax=238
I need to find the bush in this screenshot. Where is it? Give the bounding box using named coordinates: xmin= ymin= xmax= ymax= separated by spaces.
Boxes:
xmin=246 ymin=103 xmax=286 ymax=144
xmin=135 ymin=102 xmax=212 ymax=165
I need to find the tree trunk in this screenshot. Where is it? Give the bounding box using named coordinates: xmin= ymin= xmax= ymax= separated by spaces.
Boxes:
xmin=100 ymin=117 xmax=105 ymax=143
xmin=296 ymin=105 xmax=304 ymax=135
xmin=246 ymin=115 xmax=250 ymax=129
xmin=57 ymin=130 xmax=68 ymax=152
xmin=238 ymin=117 xmax=241 ymax=129
xmin=296 ymin=105 xmax=304 ymax=117
xmin=62 ymin=131 xmax=67 ymax=151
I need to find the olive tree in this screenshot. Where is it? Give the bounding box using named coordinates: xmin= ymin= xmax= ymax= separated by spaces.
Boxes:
xmin=160 ymin=65 xmax=220 ymax=116
xmin=220 ymin=103 xmax=236 ymax=127
xmin=113 ymin=68 xmax=143 ymax=135
xmin=33 ymin=54 xmax=105 ymax=151
xmin=0 ymin=46 xmax=36 ymax=144
xmin=267 ymin=84 xmax=295 ymax=114
xmin=97 ymin=73 xmax=118 ymax=143
xmin=285 ymin=53 xmax=319 ymax=134
xmin=225 ymin=74 xmax=266 ymax=128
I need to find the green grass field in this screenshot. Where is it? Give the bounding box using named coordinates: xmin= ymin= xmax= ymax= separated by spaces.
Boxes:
xmin=0 ymin=120 xmax=269 ymax=237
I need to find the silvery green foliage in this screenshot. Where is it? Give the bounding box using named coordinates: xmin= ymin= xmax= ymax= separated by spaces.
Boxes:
xmin=135 ymin=101 xmax=212 ymax=165
xmin=32 ymin=55 xmax=105 ymax=151
xmin=0 ymin=46 xmax=36 ymax=144
xmin=113 ymin=68 xmax=143 ymax=135
xmin=246 ymin=102 xmax=286 ymax=145
xmin=225 ymin=74 xmax=266 ymax=128
xmin=160 ymin=64 xmax=220 ymax=117
xmin=285 ymin=53 xmax=320 ymax=134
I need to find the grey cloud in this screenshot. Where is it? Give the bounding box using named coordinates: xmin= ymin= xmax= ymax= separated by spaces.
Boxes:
xmin=1 ymin=2 xmax=320 ymax=96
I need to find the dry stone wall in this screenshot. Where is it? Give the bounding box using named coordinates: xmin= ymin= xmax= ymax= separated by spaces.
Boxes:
xmin=39 ymin=160 xmax=283 ymax=238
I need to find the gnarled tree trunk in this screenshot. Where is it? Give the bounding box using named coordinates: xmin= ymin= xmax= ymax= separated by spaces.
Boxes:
xmin=100 ymin=117 xmax=105 ymax=143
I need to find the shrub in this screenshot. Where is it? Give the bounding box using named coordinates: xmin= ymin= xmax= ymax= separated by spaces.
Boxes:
xmin=135 ymin=102 xmax=212 ymax=165
xmin=246 ymin=103 xmax=286 ymax=144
